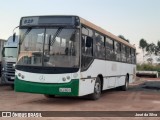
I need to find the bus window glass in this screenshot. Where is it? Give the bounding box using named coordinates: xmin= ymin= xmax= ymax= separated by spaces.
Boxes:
xmin=81 ymin=27 xmax=94 ymax=70
xmin=126 ymin=47 xmax=130 ymax=63
xmin=128 ymin=48 xmax=132 ymax=63
xmin=18 ymin=29 xmax=45 ymax=66
xmin=81 ymin=35 xmax=93 ymax=70
xmin=114 ymin=41 xmax=121 ymax=61
xmin=95 ymin=33 xmax=105 ymax=59
xmin=44 ymin=28 xmax=79 ymax=67
xmin=82 ymin=35 xmax=93 ymax=56
xmin=82 ymin=27 xmax=93 ymax=36
xmin=121 ymin=44 xmax=126 ymax=62
xmin=106 ymin=37 xmax=114 ymax=60
xmin=131 ymin=49 xmax=136 ymax=64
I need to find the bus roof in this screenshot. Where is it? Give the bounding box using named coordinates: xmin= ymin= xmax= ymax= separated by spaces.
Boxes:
xmin=80 ymin=17 xmax=135 ymax=49
xmin=20 ymin=15 xmax=135 ymax=49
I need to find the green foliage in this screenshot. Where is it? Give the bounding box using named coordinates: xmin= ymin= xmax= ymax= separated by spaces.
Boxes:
xmin=139 ymin=39 xmax=148 ymax=50
xmin=118 ymin=35 xmax=130 ymax=43
xmin=139 ymin=39 xmax=160 ymax=56
xmin=155 ymin=41 xmax=160 ymax=55
xmin=137 ymin=63 xmax=160 ymax=72
xmin=146 ymin=43 xmax=156 ymax=55
xmin=137 ymin=64 xmax=160 ymax=78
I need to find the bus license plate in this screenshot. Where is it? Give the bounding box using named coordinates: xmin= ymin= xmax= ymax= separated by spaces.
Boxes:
xmin=59 ymin=88 xmax=71 ymax=92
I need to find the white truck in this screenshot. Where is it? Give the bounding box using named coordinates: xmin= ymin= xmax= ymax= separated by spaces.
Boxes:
xmin=0 ymin=39 xmax=6 ymax=77
xmin=1 ymin=35 xmax=19 ymax=87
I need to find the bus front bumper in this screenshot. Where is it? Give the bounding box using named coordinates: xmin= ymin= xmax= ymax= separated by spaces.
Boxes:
xmin=14 ymin=77 xmax=79 ymax=96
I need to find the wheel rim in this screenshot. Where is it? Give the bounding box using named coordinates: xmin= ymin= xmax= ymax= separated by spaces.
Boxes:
xmin=95 ymin=82 xmax=101 ymax=94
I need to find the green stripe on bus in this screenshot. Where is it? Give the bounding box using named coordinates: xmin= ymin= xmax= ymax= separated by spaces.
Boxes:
xmin=15 ymin=77 xmax=79 ymax=96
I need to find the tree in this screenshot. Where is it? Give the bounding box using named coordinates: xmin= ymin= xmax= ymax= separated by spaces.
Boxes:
xmin=157 ymin=57 xmax=160 ymax=62
xmin=147 ymin=57 xmax=153 ymax=64
xmin=155 ymin=41 xmax=160 ymax=55
xmin=139 ymin=38 xmax=148 ymax=62
xmin=146 ymin=43 xmax=156 ymax=56
xmin=118 ymin=35 xmax=129 ymax=43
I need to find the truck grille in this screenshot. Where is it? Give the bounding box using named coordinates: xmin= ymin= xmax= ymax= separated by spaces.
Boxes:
xmin=5 ymin=62 xmax=15 ymax=81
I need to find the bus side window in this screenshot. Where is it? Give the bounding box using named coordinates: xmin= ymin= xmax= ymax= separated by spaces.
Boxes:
xmin=114 ymin=41 xmax=121 ymax=61
xmin=81 ymin=36 xmax=85 ymax=54
xmin=131 ymin=49 xmax=136 ymax=64
xmin=126 ymin=47 xmax=130 ymax=63
xmin=95 ymin=33 xmax=105 ymax=59
xmin=129 ymin=48 xmax=132 ymax=63
xmin=82 ymin=35 xmax=93 ymax=56
xmin=121 ymin=44 xmax=126 ymax=62
xmin=81 ymin=34 xmax=94 ymax=70
xmin=106 ymin=37 xmax=113 ymax=60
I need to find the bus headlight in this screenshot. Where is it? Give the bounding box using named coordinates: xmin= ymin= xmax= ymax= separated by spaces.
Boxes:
xmin=18 ymin=73 xmax=21 ymax=77
xmin=66 ymin=76 xmax=70 ymax=80
xmin=62 ymin=77 xmax=66 ymax=81
xmin=21 ymin=75 xmax=25 ymax=79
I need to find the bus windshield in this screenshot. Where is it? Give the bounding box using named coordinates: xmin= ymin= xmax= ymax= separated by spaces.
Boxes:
xmin=17 ymin=28 xmax=80 ymax=68
xmin=2 ymin=47 xmax=18 ymax=58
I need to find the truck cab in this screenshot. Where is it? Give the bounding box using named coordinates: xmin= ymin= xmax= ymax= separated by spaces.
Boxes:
xmin=0 ymin=39 xmax=6 ymax=77
xmin=1 ymin=36 xmax=19 ymax=86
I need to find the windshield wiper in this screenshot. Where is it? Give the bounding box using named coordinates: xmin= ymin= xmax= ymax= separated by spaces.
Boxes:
xmin=20 ymin=28 xmax=32 ymax=44
xmin=50 ymin=27 xmax=63 ymax=46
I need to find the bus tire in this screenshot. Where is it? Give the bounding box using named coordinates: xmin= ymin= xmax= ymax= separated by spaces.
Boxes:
xmin=44 ymin=95 xmax=55 ymax=98
xmin=88 ymin=77 xmax=101 ymax=100
xmin=121 ymin=75 xmax=129 ymax=91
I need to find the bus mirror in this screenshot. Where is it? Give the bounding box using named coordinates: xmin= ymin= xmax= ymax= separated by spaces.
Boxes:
xmin=86 ymin=36 xmax=92 ymax=47
xmin=13 ymin=33 xmax=16 ymax=42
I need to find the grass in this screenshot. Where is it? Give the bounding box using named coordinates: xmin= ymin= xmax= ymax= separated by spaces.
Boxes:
xmin=137 ymin=63 xmax=160 ymax=77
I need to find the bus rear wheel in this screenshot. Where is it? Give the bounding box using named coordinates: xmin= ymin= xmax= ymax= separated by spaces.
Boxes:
xmin=121 ymin=75 xmax=129 ymax=91
xmin=88 ymin=77 xmax=101 ymax=100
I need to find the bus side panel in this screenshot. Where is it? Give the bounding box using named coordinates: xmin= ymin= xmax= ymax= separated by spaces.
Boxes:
xmin=78 ymin=79 xmax=95 ymax=96
xmin=80 ymin=60 xmax=106 ymax=96
xmin=80 ymin=59 xmax=136 ymax=92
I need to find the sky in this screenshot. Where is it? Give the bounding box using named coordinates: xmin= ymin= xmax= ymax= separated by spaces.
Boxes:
xmin=0 ymin=0 xmax=160 ymax=62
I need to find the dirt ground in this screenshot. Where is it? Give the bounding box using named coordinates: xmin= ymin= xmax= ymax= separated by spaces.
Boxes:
xmin=0 ymin=78 xmax=160 ymax=120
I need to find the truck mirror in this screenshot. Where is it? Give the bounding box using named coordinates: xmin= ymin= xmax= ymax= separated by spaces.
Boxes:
xmin=13 ymin=33 xmax=16 ymax=42
xmin=2 ymin=48 xmax=4 ymax=57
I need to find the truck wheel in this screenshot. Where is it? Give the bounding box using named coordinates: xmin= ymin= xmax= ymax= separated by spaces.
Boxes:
xmin=89 ymin=77 xmax=101 ymax=100
xmin=121 ymin=75 xmax=129 ymax=91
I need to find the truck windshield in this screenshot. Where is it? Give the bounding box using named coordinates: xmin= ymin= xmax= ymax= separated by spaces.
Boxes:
xmin=17 ymin=28 xmax=79 ymax=68
xmin=2 ymin=47 xmax=18 ymax=58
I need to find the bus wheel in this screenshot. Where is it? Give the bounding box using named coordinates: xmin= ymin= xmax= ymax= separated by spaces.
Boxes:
xmin=89 ymin=77 xmax=101 ymax=100
xmin=44 ymin=95 xmax=55 ymax=98
xmin=121 ymin=75 xmax=129 ymax=91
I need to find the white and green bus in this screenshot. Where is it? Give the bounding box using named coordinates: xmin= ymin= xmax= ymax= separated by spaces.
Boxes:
xmin=15 ymin=15 xmax=136 ymax=100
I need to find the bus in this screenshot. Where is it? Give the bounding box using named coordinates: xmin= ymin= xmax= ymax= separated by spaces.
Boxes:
xmin=15 ymin=15 xmax=136 ymax=100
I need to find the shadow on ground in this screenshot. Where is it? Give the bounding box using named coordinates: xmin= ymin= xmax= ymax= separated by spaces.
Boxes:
xmin=129 ymin=81 xmax=160 ymax=92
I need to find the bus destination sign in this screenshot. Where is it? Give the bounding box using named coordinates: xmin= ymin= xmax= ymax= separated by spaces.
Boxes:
xmin=21 ymin=17 xmax=39 ymax=26
xmin=20 ymin=16 xmax=77 ymax=27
